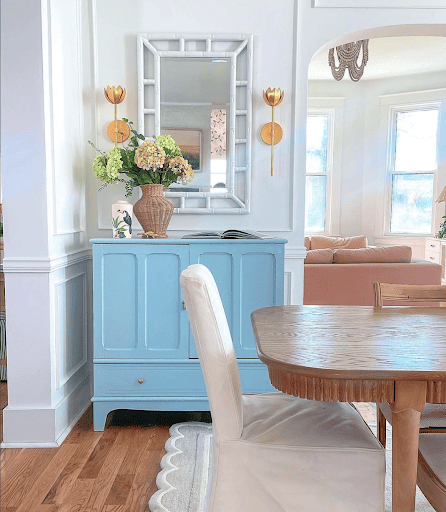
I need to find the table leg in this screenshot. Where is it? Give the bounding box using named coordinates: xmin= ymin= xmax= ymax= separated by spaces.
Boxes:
xmin=390 ymin=381 xmax=427 ymax=512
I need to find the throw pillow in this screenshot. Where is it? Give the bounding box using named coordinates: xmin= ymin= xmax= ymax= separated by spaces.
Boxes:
xmin=310 ymin=235 xmax=368 ymax=250
xmin=304 ymin=237 xmax=311 ymax=250
xmin=304 ymin=248 xmax=334 ymax=264
xmin=333 ymin=246 xmax=412 ymax=264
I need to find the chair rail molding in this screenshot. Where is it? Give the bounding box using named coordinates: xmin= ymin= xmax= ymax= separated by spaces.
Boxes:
xmin=3 ymin=248 xmax=92 ymax=273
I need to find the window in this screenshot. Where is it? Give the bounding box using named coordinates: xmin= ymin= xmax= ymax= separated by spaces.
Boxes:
xmin=305 ymin=112 xmax=335 ymax=233
xmin=387 ymin=106 xmax=439 ymax=235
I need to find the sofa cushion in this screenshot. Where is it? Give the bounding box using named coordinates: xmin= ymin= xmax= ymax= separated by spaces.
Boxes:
xmin=311 ymin=235 xmax=367 ymax=250
xmin=304 ymin=248 xmax=333 ymax=264
xmin=304 ymin=237 xmax=311 ymax=250
xmin=333 ymin=246 xmax=412 ymax=264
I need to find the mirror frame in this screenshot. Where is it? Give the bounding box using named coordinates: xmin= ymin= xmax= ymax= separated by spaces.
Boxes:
xmin=137 ymin=33 xmax=253 ymax=214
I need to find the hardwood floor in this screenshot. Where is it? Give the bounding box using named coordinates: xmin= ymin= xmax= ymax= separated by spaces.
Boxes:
xmin=0 ymin=405 xmax=211 ymax=512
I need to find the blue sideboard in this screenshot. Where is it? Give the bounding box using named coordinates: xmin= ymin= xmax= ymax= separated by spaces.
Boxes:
xmin=91 ymin=237 xmax=287 ymax=430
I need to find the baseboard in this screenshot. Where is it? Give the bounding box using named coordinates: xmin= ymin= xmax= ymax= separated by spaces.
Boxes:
xmin=1 ymin=374 xmax=91 ymax=446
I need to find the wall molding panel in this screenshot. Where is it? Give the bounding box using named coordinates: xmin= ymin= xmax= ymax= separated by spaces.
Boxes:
xmin=42 ymin=0 xmax=86 ymax=236
xmin=54 ymin=271 xmax=88 ymax=389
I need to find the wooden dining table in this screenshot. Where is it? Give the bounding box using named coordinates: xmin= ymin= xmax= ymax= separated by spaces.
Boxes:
xmin=251 ymin=305 xmax=446 ymax=512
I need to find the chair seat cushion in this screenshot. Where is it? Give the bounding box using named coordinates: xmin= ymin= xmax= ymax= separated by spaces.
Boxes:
xmin=210 ymin=393 xmax=385 ymax=512
xmin=241 ymin=393 xmax=382 ymax=451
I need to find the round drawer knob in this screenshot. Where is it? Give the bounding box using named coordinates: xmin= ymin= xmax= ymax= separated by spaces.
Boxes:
xmin=138 ymin=378 xmax=145 ymax=384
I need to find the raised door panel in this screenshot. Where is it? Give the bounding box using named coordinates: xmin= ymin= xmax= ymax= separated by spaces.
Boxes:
xmin=189 ymin=243 xmax=284 ymax=358
xmin=239 ymin=252 xmax=276 ymax=356
xmin=94 ymin=244 xmax=189 ymax=359
xmin=144 ymin=251 xmax=189 ymax=357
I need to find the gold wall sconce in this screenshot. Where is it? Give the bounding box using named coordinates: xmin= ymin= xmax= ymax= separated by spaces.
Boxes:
xmin=104 ymin=85 xmax=130 ymax=146
xmin=261 ymin=88 xmax=284 ymax=176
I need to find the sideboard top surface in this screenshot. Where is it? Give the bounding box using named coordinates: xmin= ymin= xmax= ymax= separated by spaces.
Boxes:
xmin=90 ymin=238 xmax=288 ymax=245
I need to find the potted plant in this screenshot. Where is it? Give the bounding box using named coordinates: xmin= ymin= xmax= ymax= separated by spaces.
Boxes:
xmin=90 ymin=119 xmax=194 ymax=238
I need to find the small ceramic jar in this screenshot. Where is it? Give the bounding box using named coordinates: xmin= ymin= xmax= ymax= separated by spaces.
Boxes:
xmin=112 ymin=200 xmax=133 ymax=239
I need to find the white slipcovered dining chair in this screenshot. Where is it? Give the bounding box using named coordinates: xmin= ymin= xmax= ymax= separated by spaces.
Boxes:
xmin=180 ymin=264 xmax=386 ymax=512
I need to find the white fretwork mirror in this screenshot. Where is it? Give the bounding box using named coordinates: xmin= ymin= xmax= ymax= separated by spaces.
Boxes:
xmin=137 ymin=33 xmax=253 ymax=214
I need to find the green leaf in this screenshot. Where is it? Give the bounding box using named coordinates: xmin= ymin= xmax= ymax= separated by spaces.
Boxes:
xmin=122 ymin=117 xmax=128 ymax=123
xmin=137 ymin=134 xmax=145 ymax=140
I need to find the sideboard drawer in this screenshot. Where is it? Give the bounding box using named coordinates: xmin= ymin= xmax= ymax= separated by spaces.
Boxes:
xmin=94 ymin=364 xmax=207 ymax=397
xmin=425 ymin=249 xmax=440 ymax=264
xmin=425 ymin=239 xmax=441 ymax=252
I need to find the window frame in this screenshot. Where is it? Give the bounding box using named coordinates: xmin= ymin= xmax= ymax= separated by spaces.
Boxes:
xmin=376 ymin=89 xmax=446 ymax=239
xmin=384 ymin=102 xmax=441 ymax=236
xmin=306 ymin=98 xmax=344 ymax=236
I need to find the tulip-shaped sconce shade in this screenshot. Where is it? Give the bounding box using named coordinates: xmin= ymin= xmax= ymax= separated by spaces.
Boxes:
xmin=104 ymin=85 xmax=130 ymax=146
xmin=261 ymin=88 xmax=284 ymax=176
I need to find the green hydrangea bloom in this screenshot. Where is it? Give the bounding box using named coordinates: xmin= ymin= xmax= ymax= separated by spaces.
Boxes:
xmin=156 ymin=135 xmax=182 ymax=157
xmin=92 ymin=148 xmax=122 ymax=182
xmin=105 ymin=147 xmax=123 ymax=180
xmin=92 ymin=155 xmax=108 ymax=181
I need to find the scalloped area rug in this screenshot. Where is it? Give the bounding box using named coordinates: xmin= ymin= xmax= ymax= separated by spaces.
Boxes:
xmin=149 ymin=419 xmax=434 ymax=512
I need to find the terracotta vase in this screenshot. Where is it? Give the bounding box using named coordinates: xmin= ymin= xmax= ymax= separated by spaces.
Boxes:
xmin=133 ymin=184 xmax=174 ymax=238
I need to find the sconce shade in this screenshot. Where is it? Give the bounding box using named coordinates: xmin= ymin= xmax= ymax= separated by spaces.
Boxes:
xmin=104 ymin=85 xmax=126 ymax=105
xmin=263 ymin=88 xmax=284 ymax=107
xmin=436 ymin=185 xmax=446 ymax=203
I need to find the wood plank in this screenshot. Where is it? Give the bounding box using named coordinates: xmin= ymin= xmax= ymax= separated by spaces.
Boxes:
xmin=121 ymin=442 xmax=168 ymax=512
xmin=81 ymin=444 xmax=128 ymax=511
xmin=52 ymin=477 xmax=94 ymax=512
xmin=77 ymin=428 xmax=117 ymax=479
xmin=14 ymin=444 xmax=78 ymax=512
xmin=42 ymin=434 xmax=101 ymax=506
xmin=105 ymin=473 xmax=135 ymax=506
xmin=1 ymin=448 xmax=58 ymax=508
xmin=104 ymin=425 xmax=169 ymax=507
xmin=1 ymin=448 xmax=23 ymax=475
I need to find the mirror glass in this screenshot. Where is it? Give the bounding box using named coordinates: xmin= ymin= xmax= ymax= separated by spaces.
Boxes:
xmin=160 ymin=57 xmax=230 ymax=191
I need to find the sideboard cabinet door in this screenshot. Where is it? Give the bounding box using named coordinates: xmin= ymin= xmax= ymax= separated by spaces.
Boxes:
xmin=93 ymin=244 xmax=189 ymax=359
xmin=189 ymin=242 xmax=285 ymax=358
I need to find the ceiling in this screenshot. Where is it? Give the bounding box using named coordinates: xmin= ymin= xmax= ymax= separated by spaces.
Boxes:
xmin=308 ymin=36 xmax=446 ymax=81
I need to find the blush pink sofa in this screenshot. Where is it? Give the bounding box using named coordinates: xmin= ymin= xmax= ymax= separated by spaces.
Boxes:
xmin=304 ymin=259 xmax=442 ymax=306
xmin=303 ymin=236 xmax=442 ymax=306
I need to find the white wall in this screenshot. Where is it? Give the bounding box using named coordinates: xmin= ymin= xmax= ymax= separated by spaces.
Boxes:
xmin=88 ymin=0 xmax=296 ymax=239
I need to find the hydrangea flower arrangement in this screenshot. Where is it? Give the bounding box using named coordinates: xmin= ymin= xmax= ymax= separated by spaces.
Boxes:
xmin=90 ymin=119 xmax=194 ymax=197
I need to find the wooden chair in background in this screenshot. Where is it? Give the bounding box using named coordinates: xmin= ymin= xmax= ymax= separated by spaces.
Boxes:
xmin=373 ymin=281 xmax=446 ymax=512
xmin=373 ymin=282 xmax=446 ymax=307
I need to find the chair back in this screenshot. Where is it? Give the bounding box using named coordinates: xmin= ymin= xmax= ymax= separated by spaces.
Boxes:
xmin=180 ymin=264 xmax=243 ymax=441
xmin=373 ymin=282 xmax=446 ymax=307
